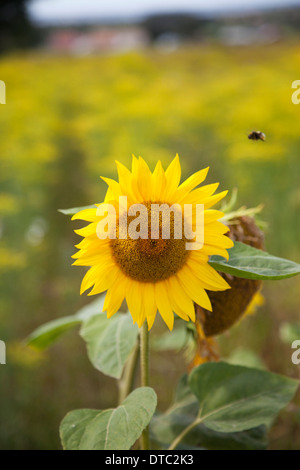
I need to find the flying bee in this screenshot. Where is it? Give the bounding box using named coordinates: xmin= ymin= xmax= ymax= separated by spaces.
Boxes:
xmin=248 ymin=131 xmax=266 ymax=141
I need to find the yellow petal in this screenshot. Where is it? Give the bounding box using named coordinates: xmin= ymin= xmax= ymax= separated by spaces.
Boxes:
xmin=167 ymin=276 xmax=195 ymax=321
xmin=204 ymin=233 xmax=234 ymax=249
xmin=72 ymin=249 xmax=113 ymax=266
xmin=115 ymin=160 xmax=137 ymax=203
xmin=187 ymin=256 xmax=230 ymax=291
xmin=177 ymin=265 xmax=212 ymax=311
xmin=154 ymin=281 xmax=174 ymax=330
xmin=175 ymin=167 xmax=209 ymax=201
xmin=74 ymin=239 xmax=110 ymax=256
xmin=152 ymin=160 xmax=167 ymax=200
xmin=204 ymin=191 xmax=228 ymax=210
xmin=130 ymin=155 xmax=143 ymax=201
xmin=199 ymin=244 xmax=230 ymax=261
xmin=181 ymin=183 xmax=220 ymax=205
xmin=104 ymin=272 xmax=128 ymax=318
xmin=125 ymin=280 xmax=143 ymax=326
xmin=80 ymin=263 xmax=115 ymax=295
xmin=100 ymin=177 xmax=121 ymax=201
xmin=204 ymin=221 xmax=230 ymax=236
xmin=165 ymin=154 xmax=181 ymax=201
xmin=74 ymin=222 xmax=98 ymax=238
xmin=136 ymin=157 xmax=153 ymax=202
xmin=141 ymin=283 xmax=157 ymax=330
xmin=131 ymin=154 xmax=139 ymax=176
xmin=104 ymin=186 xmax=115 ymax=203
xmin=80 ymin=267 xmax=97 ymax=295
xmin=204 ymin=210 xmax=226 ymax=223
xmin=71 ymin=208 xmax=98 ymax=222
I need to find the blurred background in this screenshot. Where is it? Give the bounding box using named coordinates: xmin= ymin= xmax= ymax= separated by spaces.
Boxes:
xmin=0 ymin=0 xmax=300 ymax=450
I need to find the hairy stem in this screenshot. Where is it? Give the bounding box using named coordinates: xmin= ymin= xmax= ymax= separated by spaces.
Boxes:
xmin=140 ymin=323 xmax=150 ymax=450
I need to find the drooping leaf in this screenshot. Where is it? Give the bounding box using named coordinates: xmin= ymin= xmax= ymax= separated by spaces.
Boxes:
xmin=151 ymin=326 xmax=189 ymax=352
xmin=80 ymin=311 xmax=139 ymax=379
xmin=26 ymin=316 xmax=82 ymax=350
xmin=151 ymin=412 xmax=268 ymax=450
xmin=189 ymin=362 xmax=298 ymax=433
xmin=27 ymin=295 xmax=105 ymax=350
xmin=209 ymin=241 xmax=300 ymax=280
xmin=151 ymin=375 xmax=267 ymax=450
xmin=60 ymin=387 xmax=157 ymax=450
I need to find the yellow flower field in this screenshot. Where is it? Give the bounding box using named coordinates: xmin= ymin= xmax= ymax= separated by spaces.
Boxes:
xmin=0 ymin=42 xmax=300 ymax=449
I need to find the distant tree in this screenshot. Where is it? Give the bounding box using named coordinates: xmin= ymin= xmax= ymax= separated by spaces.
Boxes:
xmin=0 ymin=0 xmax=40 ymax=53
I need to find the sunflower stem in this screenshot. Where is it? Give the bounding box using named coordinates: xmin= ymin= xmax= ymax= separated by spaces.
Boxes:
xmin=168 ymin=417 xmax=201 ymax=450
xmin=118 ymin=340 xmax=140 ymax=405
xmin=140 ymin=323 xmax=150 ymax=450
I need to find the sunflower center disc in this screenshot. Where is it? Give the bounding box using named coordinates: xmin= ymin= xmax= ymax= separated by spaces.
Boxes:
xmin=110 ymin=202 xmax=189 ymax=283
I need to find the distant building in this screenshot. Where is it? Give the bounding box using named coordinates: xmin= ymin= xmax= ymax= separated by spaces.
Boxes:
xmin=46 ymin=27 xmax=149 ymax=55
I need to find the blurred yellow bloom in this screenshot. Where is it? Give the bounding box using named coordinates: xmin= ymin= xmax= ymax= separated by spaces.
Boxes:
xmin=244 ymin=291 xmax=265 ymax=317
xmin=8 ymin=342 xmax=45 ymax=369
xmin=72 ymin=155 xmax=233 ymax=330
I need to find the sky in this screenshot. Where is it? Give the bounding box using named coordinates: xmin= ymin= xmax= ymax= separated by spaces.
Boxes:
xmin=28 ymin=0 xmax=300 ymax=24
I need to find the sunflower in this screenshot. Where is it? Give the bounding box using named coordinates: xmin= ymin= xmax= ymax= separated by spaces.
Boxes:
xmin=72 ymin=155 xmax=233 ymax=330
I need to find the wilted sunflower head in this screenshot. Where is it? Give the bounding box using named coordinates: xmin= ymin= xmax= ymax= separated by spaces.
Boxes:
xmin=72 ymin=155 xmax=233 ymax=330
xmin=197 ymin=215 xmax=265 ymax=337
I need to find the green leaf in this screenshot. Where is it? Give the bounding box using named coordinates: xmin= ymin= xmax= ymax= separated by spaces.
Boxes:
xmin=152 ymin=413 xmax=267 ymax=450
xmin=59 ymin=409 xmax=100 ymax=450
xmin=225 ymin=348 xmax=266 ymax=370
xmin=75 ymin=295 xmax=106 ymax=322
xmin=151 ymin=375 xmax=267 ymax=450
xmin=209 ymin=241 xmax=300 ymax=280
xmin=26 ymin=316 xmax=81 ymax=350
xmin=60 ymin=387 xmax=157 ymax=450
xmin=189 ymin=362 xmax=298 ymax=433
xmin=151 ymin=326 xmax=189 ymax=352
xmin=80 ymin=311 xmax=139 ymax=379
xmin=27 ymin=296 xmax=105 ymax=350
xmin=280 ymin=322 xmax=300 ymax=344
xmin=58 ymin=204 xmax=97 ymax=216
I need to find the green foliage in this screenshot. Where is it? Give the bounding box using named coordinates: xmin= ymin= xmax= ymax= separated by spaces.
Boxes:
xmin=1 ymin=42 xmax=300 ymax=450
xmin=209 ymin=241 xmax=300 ymax=280
xmin=27 ymin=294 xmax=139 ymax=380
xmin=225 ymin=347 xmax=266 ymax=370
xmin=80 ymin=312 xmax=139 ymax=379
xmin=26 ymin=316 xmax=82 ymax=350
xmin=60 ymin=387 xmax=157 ymax=450
xmin=151 ymin=375 xmax=268 ymax=450
xmin=59 ymin=409 xmax=100 ymax=450
xmin=26 ymin=296 xmax=105 ymax=350
xmin=151 ymin=325 xmax=190 ymax=352
xmin=152 ymin=364 xmax=298 ymax=450
xmin=189 ymin=362 xmax=298 ymax=433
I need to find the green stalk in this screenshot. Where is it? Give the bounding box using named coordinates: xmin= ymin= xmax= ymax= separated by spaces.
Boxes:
xmin=140 ymin=323 xmax=150 ymax=450
xmin=118 ymin=340 xmax=140 ymax=405
xmin=168 ymin=417 xmax=201 ymax=450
